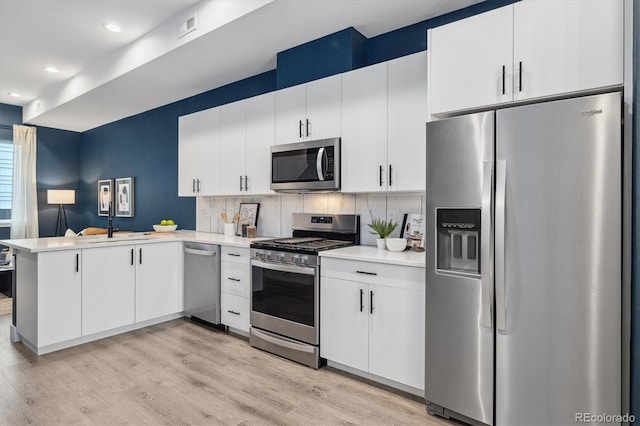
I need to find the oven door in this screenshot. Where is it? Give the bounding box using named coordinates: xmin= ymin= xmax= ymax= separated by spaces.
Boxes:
xmin=250 ymin=259 xmax=318 ymax=345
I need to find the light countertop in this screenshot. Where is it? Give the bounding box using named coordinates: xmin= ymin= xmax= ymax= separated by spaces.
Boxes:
xmin=320 ymin=245 xmax=425 ymax=268
xmin=1 ymin=230 xmax=268 ymax=253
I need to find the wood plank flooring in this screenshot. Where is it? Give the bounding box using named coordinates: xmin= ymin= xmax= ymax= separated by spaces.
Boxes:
xmin=0 ymin=315 xmax=455 ymax=425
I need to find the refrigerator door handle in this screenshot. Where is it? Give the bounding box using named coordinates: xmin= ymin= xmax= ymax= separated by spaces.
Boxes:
xmin=481 ymin=160 xmax=494 ymax=329
xmin=495 ymin=159 xmax=507 ymax=332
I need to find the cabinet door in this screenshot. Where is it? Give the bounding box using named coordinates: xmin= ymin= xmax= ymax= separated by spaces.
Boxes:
xmin=387 ymin=51 xmax=428 ymax=192
xmin=82 ymin=246 xmax=135 ymax=336
xmin=197 ymin=107 xmax=221 ymax=195
xmin=513 ymin=0 xmax=623 ymax=101
xmin=320 ymin=277 xmax=368 ymax=371
xmin=368 ymin=283 xmax=425 ymax=390
xmin=38 ymin=250 xmax=82 ymax=346
xmin=219 ymin=101 xmax=247 ymax=195
xmin=341 ymin=62 xmax=388 ymax=192
xmin=245 ymin=92 xmax=275 ymax=195
xmin=178 ymin=113 xmax=199 ymax=196
xmin=429 ymin=5 xmax=513 ymax=114
xmin=135 ymin=242 xmax=181 ymax=323
xmin=305 ymin=74 xmax=342 ymax=140
xmin=275 ymin=84 xmax=306 ymax=144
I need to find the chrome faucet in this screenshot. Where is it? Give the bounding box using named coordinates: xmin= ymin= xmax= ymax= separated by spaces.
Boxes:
xmin=107 ymin=201 xmax=114 ymax=238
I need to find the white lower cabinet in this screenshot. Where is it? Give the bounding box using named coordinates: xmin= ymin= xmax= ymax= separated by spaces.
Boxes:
xmin=320 ymin=258 xmax=425 ymax=391
xmin=135 ymin=242 xmax=181 ymax=323
xmin=220 ymin=246 xmax=250 ymax=332
xmin=82 ymin=245 xmax=136 ymax=336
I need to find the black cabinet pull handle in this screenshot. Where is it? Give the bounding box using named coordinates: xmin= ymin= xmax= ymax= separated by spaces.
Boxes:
xmin=518 ymin=61 xmax=523 ymax=92
xmin=244 ymin=175 xmax=248 ymax=191
xmin=389 ymin=164 xmax=392 ymax=186
xmin=75 ymin=253 xmax=79 ymax=272
xmin=197 ymin=179 xmax=201 ymax=192
xmin=139 ymin=248 xmax=142 ymax=265
xmin=306 ymin=119 xmax=310 ymax=137
xmin=356 ymin=270 xmax=377 ymax=276
xmin=370 ymin=291 xmax=374 ymax=314
xmin=227 ymin=277 xmax=240 ymax=282
xmin=299 ymin=120 xmax=303 ymax=139
xmin=240 ymin=175 xmax=243 ymax=191
xmin=379 ymin=165 xmax=383 ymax=186
xmin=130 ymin=249 xmax=134 ymax=265
xmin=227 ymin=310 xmax=241 ymax=316
xmin=360 ymin=289 xmax=364 ymax=312
xmin=227 ymin=253 xmax=241 ymax=257
xmin=501 ymin=65 xmax=506 ymax=95
xmin=192 ymin=179 xmax=196 ymax=193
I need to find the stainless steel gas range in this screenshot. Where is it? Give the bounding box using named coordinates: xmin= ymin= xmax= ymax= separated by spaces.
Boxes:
xmin=249 ymin=213 xmax=360 ymax=368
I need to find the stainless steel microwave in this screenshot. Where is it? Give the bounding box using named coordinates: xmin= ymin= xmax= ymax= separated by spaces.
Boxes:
xmin=271 ymin=138 xmax=340 ymax=192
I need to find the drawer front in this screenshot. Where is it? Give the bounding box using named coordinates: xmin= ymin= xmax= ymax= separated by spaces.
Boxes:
xmin=221 ymin=293 xmax=249 ymax=331
xmin=321 ymin=258 xmax=424 ymax=291
xmin=221 ymin=246 xmax=250 ymax=265
xmin=221 ymin=261 xmax=250 ymax=297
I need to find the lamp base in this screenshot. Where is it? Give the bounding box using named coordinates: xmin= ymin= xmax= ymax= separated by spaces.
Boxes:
xmin=54 ymin=204 xmax=69 ymax=237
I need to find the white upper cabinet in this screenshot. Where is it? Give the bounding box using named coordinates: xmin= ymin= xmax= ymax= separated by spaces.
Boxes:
xmin=513 ymin=0 xmax=623 ymax=101
xmin=275 ymin=74 xmax=341 ymax=144
xmin=429 ymin=0 xmax=623 ymax=115
xmin=387 ymin=51 xmax=429 ymax=192
xmin=245 ymin=92 xmax=275 ymax=195
xmin=219 ymin=100 xmax=247 ymax=195
xmin=429 ymin=6 xmax=513 ymax=115
xmin=342 ymin=53 xmax=427 ymax=193
xmin=178 ymin=108 xmax=221 ymax=196
xmin=341 ymin=61 xmax=388 ymax=193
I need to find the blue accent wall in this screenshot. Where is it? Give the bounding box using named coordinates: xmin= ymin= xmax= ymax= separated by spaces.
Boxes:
xmin=80 ymin=70 xmax=277 ymax=232
xmin=276 ymin=27 xmax=367 ymax=89
xmin=36 ymin=126 xmax=82 ymax=236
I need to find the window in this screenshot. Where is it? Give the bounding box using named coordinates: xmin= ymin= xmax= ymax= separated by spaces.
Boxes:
xmin=0 ymin=129 xmax=12 ymax=224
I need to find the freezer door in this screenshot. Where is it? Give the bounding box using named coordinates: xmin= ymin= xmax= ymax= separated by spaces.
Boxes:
xmin=425 ymin=111 xmax=494 ymax=425
xmin=495 ymin=92 xmax=621 ymax=425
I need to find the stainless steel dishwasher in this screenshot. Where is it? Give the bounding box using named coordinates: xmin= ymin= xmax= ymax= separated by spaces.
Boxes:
xmin=183 ymin=242 xmax=221 ymax=325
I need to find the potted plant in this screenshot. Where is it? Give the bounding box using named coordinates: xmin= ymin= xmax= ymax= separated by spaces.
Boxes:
xmin=368 ymin=218 xmax=398 ymax=249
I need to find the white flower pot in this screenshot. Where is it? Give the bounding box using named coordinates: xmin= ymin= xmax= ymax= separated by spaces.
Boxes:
xmin=376 ymin=238 xmax=386 ymax=250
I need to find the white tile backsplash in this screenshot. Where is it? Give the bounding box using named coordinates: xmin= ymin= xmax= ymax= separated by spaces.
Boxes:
xmin=198 ymin=192 xmax=424 ymax=246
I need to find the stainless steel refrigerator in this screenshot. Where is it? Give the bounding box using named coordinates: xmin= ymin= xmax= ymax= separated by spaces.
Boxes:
xmin=424 ymin=92 xmax=622 ymax=426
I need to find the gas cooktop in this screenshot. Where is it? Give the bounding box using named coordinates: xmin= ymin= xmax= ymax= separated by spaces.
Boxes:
xmin=251 ymin=237 xmax=353 ymax=253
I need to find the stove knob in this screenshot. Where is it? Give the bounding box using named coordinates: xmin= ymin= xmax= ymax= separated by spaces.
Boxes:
xmin=291 ymin=255 xmax=300 ymax=263
xmin=276 ymin=253 xmax=285 ymax=261
xmin=255 ymin=251 xmax=264 ymax=259
xmin=264 ymin=252 xmax=272 ymax=260
xmin=299 ymin=255 xmax=309 ymax=265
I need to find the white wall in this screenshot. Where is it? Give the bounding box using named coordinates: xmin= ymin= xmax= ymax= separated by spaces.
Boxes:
xmin=196 ymin=193 xmax=424 ymax=246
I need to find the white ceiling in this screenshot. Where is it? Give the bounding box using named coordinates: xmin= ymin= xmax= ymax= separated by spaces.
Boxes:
xmin=0 ymin=0 xmax=482 ymax=132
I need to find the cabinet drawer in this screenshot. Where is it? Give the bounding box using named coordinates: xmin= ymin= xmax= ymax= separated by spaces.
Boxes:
xmin=221 ymin=293 xmax=249 ymax=332
xmin=321 ymin=258 xmax=424 ymax=291
xmin=221 ymin=246 xmax=250 ymax=265
xmin=221 ymin=261 xmax=250 ymax=297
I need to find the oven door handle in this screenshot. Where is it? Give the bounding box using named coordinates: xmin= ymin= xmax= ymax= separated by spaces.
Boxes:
xmin=251 ymin=259 xmax=316 ymax=275
xmin=250 ymin=328 xmax=315 ymax=353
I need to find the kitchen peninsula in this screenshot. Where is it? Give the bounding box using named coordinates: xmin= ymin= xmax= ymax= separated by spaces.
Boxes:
xmin=1 ymin=231 xmax=262 ymax=355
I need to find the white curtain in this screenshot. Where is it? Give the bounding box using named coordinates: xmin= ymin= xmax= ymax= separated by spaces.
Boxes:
xmin=11 ymin=125 xmax=39 ymax=239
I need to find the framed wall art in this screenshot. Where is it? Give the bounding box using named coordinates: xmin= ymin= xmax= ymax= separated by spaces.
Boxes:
xmin=236 ymin=202 xmax=260 ymax=236
xmin=97 ymin=179 xmax=113 ymax=216
xmin=400 ymin=213 xmax=425 ymax=248
xmin=115 ymin=177 xmax=135 ymax=217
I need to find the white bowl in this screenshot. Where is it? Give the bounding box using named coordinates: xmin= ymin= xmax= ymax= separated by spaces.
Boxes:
xmin=385 ymin=238 xmax=407 ymax=252
xmin=153 ymin=224 xmax=177 ymax=233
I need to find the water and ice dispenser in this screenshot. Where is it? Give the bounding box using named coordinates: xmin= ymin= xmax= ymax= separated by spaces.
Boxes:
xmin=436 ymin=209 xmax=481 ymax=274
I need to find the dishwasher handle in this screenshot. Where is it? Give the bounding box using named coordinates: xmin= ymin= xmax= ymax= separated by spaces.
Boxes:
xmin=184 ymin=247 xmax=217 ymax=257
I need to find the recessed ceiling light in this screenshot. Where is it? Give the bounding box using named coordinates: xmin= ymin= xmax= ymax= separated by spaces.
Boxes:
xmin=8 ymin=92 xmax=21 ymax=98
xmin=44 ymin=66 xmax=59 ymax=73
xmin=104 ymin=23 xmax=121 ymax=33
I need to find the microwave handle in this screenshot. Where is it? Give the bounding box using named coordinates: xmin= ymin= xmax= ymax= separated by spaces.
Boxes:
xmin=316 ymin=147 xmax=325 ymax=181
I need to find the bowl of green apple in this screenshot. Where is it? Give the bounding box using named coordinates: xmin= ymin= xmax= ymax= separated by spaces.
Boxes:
xmin=153 ymin=219 xmax=177 ymax=232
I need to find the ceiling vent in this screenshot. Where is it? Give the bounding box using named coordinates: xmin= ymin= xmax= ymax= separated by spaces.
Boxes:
xmin=178 ymin=13 xmax=197 ymax=39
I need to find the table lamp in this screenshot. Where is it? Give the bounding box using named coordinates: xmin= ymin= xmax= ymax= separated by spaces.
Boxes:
xmin=47 ymin=189 xmax=75 ymax=236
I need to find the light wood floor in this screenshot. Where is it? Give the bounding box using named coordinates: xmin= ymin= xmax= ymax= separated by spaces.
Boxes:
xmin=0 ymin=315 xmax=455 ymax=425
